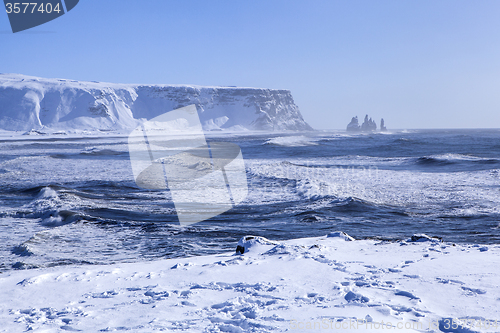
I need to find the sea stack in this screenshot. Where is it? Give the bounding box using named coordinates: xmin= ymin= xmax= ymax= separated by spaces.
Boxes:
xmin=380 ymin=118 xmax=387 ymax=131
xmin=361 ymin=115 xmax=377 ymax=132
xmin=346 ymin=116 xmax=361 ymax=131
xmin=346 ymin=115 xmax=385 ymax=132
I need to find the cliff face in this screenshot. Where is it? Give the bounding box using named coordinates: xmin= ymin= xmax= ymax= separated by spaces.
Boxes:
xmin=0 ymin=74 xmax=313 ymax=132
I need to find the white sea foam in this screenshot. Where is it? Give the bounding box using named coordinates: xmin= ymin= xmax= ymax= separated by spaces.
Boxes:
xmin=425 ymin=153 xmax=498 ymax=162
xmin=265 ymin=135 xmax=319 ymax=147
xmin=246 ymin=157 xmax=500 ymax=217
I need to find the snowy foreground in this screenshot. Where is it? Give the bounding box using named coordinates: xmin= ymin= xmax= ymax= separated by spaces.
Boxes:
xmin=0 ymin=233 xmax=499 ymax=333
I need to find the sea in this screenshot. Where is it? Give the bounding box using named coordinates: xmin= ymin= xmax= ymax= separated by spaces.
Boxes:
xmin=0 ymin=129 xmax=499 ymax=272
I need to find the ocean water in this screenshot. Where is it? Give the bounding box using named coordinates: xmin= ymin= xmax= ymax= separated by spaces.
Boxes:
xmin=0 ymin=129 xmax=499 ymax=272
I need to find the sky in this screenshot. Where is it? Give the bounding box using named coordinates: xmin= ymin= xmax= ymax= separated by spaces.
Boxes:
xmin=1 ymin=0 xmax=499 ymax=129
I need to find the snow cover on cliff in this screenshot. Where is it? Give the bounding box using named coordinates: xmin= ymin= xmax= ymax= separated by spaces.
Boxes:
xmin=0 ymin=74 xmax=313 ymax=132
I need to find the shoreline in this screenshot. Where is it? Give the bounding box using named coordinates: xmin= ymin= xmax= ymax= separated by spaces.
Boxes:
xmin=1 ymin=232 xmax=499 ymax=332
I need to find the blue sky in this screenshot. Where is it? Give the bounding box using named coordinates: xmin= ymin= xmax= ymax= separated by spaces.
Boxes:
xmin=1 ymin=0 xmax=499 ymax=129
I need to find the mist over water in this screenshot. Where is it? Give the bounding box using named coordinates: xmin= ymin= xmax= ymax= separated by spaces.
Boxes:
xmin=1 ymin=129 xmax=499 ymax=272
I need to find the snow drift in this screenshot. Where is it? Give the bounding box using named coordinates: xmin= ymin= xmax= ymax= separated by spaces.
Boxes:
xmin=0 ymin=74 xmax=313 ymax=132
xmin=1 ymin=232 xmax=499 ymax=332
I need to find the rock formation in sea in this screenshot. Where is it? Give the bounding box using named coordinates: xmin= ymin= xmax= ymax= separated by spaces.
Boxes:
xmin=380 ymin=118 xmax=387 ymax=131
xmin=361 ymin=115 xmax=377 ymax=132
xmin=346 ymin=116 xmax=361 ymax=131
xmin=347 ymin=115 xmax=385 ymax=132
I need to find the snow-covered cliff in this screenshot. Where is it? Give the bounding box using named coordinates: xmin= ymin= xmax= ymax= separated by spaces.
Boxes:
xmin=0 ymin=74 xmax=312 ymax=132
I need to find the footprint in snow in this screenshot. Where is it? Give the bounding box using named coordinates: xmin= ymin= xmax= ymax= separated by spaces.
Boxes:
xmin=403 ymin=274 xmax=420 ymax=279
xmin=354 ymin=280 xmax=371 ymax=287
xmin=344 ymin=291 xmax=369 ymax=303
xmin=144 ymin=290 xmax=170 ymax=300
xmin=388 ymin=268 xmax=403 ymax=273
xmin=89 ymin=290 xmax=118 ymax=299
xmin=394 ymin=290 xmax=419 ymax=300
xmin=461 ymin=286 xmax=486 ymax=295
xmin=60 ymin=325 xmax=82 ymax=331
xmin=436 ymin=277 xmax=464 ymax=285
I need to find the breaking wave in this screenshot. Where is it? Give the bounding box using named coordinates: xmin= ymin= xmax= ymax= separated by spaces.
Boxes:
xmin=264 ymin=136 xmax=319 ymax=147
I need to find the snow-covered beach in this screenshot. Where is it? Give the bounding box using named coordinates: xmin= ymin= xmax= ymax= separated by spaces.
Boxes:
xmin=1 ymin=233 xmax=499 ymax=332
